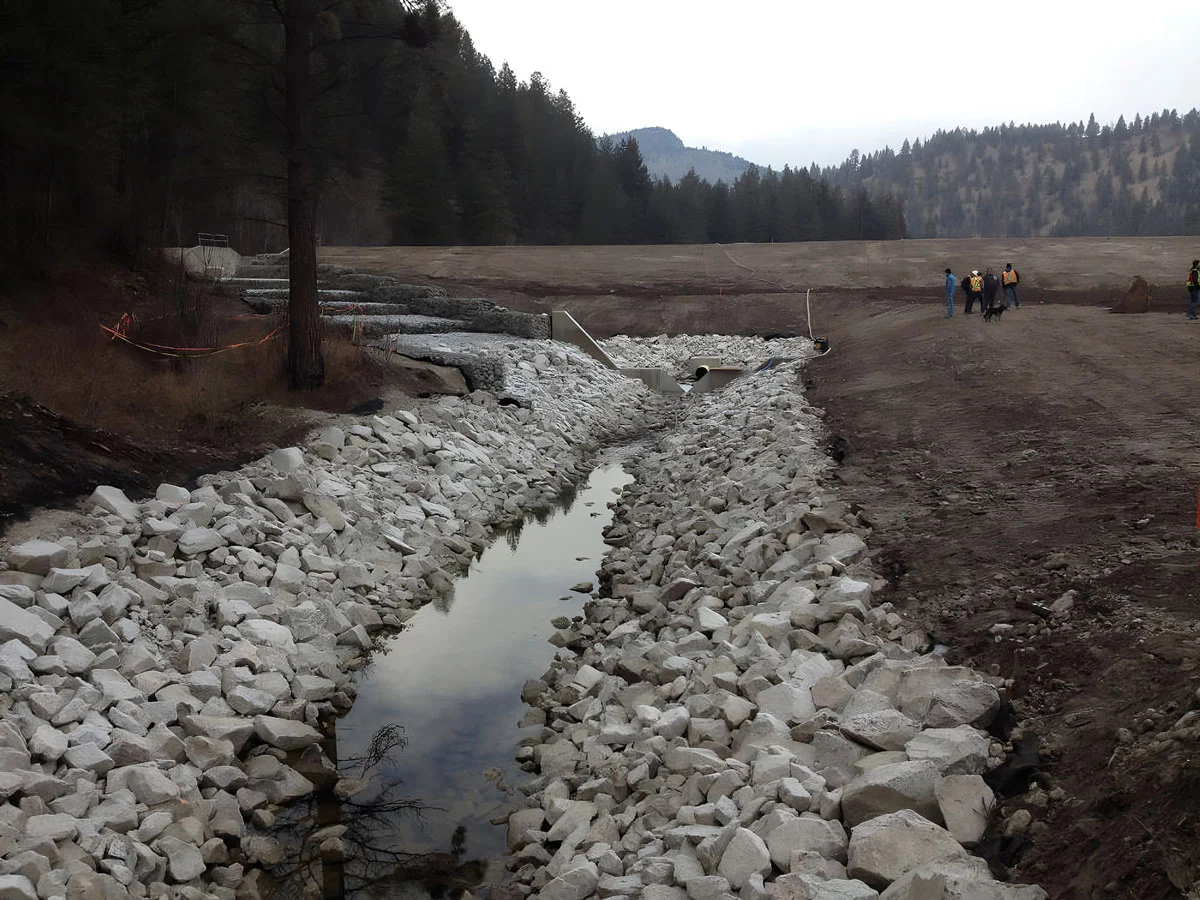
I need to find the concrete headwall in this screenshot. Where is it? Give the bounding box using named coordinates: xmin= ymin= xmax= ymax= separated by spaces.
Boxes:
xmin=692 ymin=367 xmax=743 ymax=394
xmin=163 ymin=246 xmax=242 ymax=279
xmin=550 ymin=311 xmax=617 ymax=368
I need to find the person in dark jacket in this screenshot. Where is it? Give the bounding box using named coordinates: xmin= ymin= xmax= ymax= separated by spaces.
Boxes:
xmin=1187 ymin=259 xmax=1199 ymax=320
xmin=983 ymin=268 xmax=1001 ymax=311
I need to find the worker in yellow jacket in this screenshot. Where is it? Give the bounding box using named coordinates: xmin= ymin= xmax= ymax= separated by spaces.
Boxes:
xmin=965 ymin=270 xmax=984 ymax=314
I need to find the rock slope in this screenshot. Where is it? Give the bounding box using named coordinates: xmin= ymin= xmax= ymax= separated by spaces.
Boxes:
xmin=510 ymin=354 xmax=1047 ymax=900
xmin=0 ymin=340 xmax=655 ymax=900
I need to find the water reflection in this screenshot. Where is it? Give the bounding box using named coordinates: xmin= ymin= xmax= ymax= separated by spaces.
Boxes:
xmin=323 ymin=463 xmax=632 ymax=896
xmin=266 ymin=725 xmax=466 ymax=900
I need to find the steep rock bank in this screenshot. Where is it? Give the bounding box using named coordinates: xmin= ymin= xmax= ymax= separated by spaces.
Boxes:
xmin=510 ymin=351 xmax=1047 ymax=900
xmin=0 ymin=340 xmax=657 ymax=900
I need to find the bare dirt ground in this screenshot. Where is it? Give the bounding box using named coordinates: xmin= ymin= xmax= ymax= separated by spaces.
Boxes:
xmin=324 ymin=235 xmax=1196 ymax=304
xmin=805 ymin=302 xmax=1200 ymax=899
xmin=332 ymin=239 xmax=1200 ymax=898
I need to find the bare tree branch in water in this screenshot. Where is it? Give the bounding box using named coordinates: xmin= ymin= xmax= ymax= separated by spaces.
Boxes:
xmin=339 ymin=723 xmax=408 ymax=779
xmin=263 ymin=723 xmax=485 ymax=900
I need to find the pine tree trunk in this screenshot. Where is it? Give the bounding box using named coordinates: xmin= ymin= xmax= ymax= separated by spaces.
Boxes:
xmin=284 ymin=0 xmax=324 ymax=390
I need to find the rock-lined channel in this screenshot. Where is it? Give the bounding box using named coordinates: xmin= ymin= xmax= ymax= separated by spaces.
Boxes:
xmin=0 ymin=327 xmax=1049 ymax=900
xmin=0 ymin=338 xmax=653 ymax=900
xmin=507 ymin=350 xmax=1050 ymax=900
xmin=326 ymin=463 xmax=633 ymax=891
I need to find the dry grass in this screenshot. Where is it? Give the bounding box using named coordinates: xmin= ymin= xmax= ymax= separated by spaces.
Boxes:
xmin=0 ymin=256 xmax=395 ymax=450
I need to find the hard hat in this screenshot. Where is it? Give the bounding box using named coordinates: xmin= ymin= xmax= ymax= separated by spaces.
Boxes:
xmin=972 ymin=270 xmax=979 ymax=275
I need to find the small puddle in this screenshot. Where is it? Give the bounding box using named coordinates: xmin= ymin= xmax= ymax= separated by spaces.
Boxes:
xmin=325 ymin=462 xmax=633 ymax=897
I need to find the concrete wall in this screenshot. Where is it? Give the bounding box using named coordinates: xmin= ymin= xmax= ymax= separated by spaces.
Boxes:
xmin=687 ymin=357 xmax=724 ymax=379
xmin=692 ymin=367 xmax=743 ymax=394
xmin=163 ymin=246 xmax=242 ymax=279
xmin=551 ymin=311 xmax=617 ymax=368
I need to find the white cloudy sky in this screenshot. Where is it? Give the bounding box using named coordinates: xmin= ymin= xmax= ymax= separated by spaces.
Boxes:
xmin=445 ymin=0 xmax=1199 ymax=168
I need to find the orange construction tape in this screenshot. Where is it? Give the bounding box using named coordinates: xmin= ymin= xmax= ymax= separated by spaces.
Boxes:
xmin=99 ymin=321 xmax=281 ymax=358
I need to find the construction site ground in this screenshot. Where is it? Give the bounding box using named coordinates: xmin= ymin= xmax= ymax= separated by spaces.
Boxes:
xmin=330 ymin=240 xmax=1200 ymax=899
xmin=3 ymin=239 xmax=1199 ymax=897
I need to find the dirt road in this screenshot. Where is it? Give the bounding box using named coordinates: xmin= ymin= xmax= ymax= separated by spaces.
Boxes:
xmin=334 ymin=239 xmax=1200 ymax=897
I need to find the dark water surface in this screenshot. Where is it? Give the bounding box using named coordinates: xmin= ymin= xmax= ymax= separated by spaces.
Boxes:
xmin=335 ymin=463 xmax=633 ymax=880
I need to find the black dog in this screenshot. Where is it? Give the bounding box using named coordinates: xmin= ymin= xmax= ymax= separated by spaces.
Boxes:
xmin=984 ymin=733 xmax=1045 ymax=797
xmin=983 ymin=304 xmax=1005 ymax=322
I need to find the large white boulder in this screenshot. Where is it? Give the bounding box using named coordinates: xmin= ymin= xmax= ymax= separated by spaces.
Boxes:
xmin=896 ymin=668 xmax=1000 ymax=729
xmin=905 ymin=726 xmax=991 ymax=775
xmin=766 ymin=813 xmax=849 ymax=868
xmin=841 ymin=760 xmax=943 ymax=828
xmin=88 ymin=485 xmax=140 ymax=521
xmin=840 ymin=710 xmax=921 ymax=751
xmin=0 ymin=599 xmax=55 ymax=653
xmin=252 ymin=716 xmax=323 ymax=750
xmin=540 ymin=860 xmax=599 ymax=900
xmin=878 ymin=859 xmax=1048 ymax=899
xmin=756 ymin=683 xmax=817 ymax=725
xmin=934 ymin=775 xmax=995 ymax=848
xmin=6 ymin=540 xmax=70 ymax=575
xmin=768 ymin=874 xmax=879 ymax=899
xmin=717 ymin=828 xmax=771 ymax=889
xmin=177 ymin=528 xmax=225 ymax=556
xmin=847 ymin=810 xmax=969 ymax=889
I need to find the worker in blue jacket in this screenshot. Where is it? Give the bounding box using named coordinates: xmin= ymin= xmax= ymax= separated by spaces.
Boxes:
xmin=944 ymin=268 xmax=956 ymax=318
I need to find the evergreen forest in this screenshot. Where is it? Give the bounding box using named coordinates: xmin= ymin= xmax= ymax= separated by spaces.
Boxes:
xmin=0 ymin=0 xmax=906 ymax=258
xmin=820 ymin=111 xmax=1200 ymax=238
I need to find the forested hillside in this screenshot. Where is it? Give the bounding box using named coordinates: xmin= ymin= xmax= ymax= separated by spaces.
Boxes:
xmin=604 ymin=128 xmax=755 ymax=185
xmin=0 ymin=1 xmax=903 ymax=257
xmin=821 ymin=111 xmax=1200 ymax=238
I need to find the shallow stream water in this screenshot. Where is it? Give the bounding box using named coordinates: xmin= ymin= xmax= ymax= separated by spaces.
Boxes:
xmin=324 ymin=462 xmax=633 ymax=897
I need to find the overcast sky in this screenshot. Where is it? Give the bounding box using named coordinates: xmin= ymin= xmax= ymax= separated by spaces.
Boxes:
xmin=445 ymin=0 xmax=1200 ymax=168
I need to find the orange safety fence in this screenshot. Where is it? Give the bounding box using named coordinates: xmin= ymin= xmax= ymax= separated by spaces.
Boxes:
xmin=100 ymin=315 xmax=281 ymax=358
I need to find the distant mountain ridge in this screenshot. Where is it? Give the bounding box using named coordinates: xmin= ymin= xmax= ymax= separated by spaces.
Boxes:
xmin=820 ymin=109 xmax=1200 ymax=238
xmin=604 ymin=127 xmax=757 ymax=185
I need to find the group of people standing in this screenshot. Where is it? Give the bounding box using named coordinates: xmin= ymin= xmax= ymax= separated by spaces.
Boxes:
xmin=940 ymin=259 xmax=1200 ymax=319
xmin=943 ymin=264 xmax=1020 ymax=317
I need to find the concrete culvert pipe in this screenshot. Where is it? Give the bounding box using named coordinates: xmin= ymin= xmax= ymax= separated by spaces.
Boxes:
xmin=694 ymin=365 xmax=710 ymax=380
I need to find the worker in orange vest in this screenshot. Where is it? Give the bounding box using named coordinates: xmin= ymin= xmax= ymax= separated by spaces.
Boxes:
xmin=1002 ymin=263 xmax=1021 ymax=308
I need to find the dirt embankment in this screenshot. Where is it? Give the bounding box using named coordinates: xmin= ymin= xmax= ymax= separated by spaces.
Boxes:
xmin=0 ymin=259 xmax=402 ymax=528
xmin=803 ymin=301 xmax=1200 ymax=899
